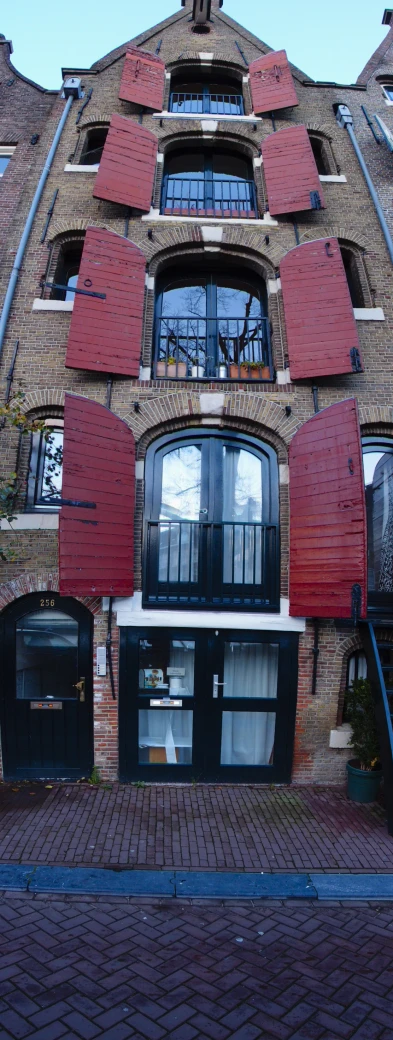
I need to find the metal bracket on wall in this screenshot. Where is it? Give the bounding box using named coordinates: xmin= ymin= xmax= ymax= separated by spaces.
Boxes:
xmin=40 ymin=280 xmax=106 ymax=300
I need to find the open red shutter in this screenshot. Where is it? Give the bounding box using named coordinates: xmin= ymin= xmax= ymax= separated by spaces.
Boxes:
xmin=59 ymin=394 xmax=135 ymax=597
xmin=249 ymin=50 xmax=298 ymax=114
xmin=280 ymin=238 xmax=363 ymax=379
xmin=66 ymin=228 xmax=145 ymax=378
xmin=93 ymin=115 xmax=157 ymax=211
xmin=262 ymin=125 xmax=325 ymax=215
xmin=119 ymin=47 xmax=165 ymax=111
xmin=289 ymin=399 xmax=367 ymax=619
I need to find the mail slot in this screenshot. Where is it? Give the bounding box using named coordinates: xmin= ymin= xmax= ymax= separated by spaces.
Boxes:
xmin=30 ymin=701 xmax=63 ymax=710
xmin=150 ymin=698 xmax=183 ymax=707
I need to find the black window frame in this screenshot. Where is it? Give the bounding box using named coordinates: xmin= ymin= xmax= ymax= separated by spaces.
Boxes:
xmin=26 ymin=423 xmax=64 ymax=513
xmin=169 ymin=74 xmax=244 ymax=115
xmin=160 ymin=146 xmax=258 ymax=218
xmin=143 ymin=428 xmax=280 ymax=611
xmin=79 ymin=126 xmax=109 ymax=165
xmin=363 ymin=436 xmax=393 ymax=616
xmin=340 ymin=245 xmax=365 ymax=308
xmin=50 ymin=240 xmax=84 ymax=301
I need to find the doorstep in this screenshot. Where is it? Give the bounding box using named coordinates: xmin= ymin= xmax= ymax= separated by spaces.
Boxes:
xmin=1 ymin=864 xmax=393 ymax=900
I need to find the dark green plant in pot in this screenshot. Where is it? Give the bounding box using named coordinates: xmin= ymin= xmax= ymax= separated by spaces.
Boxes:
xmin=344 ymin=678 xmax=382 ymax=802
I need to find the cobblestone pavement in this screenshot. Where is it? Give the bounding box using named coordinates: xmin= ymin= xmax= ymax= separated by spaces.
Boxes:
xmin=0 ymin=784 xmax=390 ymax=873
xmin=0 ymin=893 xmax=393 ymax=1040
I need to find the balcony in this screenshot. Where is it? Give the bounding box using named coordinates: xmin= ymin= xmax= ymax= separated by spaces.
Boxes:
xmin=169 ymin=91 xmax=244 ymax=115
xmin=153 ymin=315 xmax=273 ymax=381
xmin=143 ymin=520 xmax=279 ymax=609
xmin=161 ymin=176 xmax=257 ymax=218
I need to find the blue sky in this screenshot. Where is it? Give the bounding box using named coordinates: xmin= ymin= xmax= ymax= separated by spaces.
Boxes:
xmin=2 ymin=0 xmax=387 ymax=90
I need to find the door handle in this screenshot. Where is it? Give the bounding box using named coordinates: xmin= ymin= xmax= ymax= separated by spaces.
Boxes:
xmin=73 ymin=678 xmax=85 ymax=702
xmin=213 ymin=674 xmax=226 ymax=698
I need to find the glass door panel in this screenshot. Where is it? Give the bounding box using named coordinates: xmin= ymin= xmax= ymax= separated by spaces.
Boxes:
xmin=221 ymin=711 xmax=276 ymax=765
xmin=222 ymin=447 xmax=264 ymax=587
xmin=137 ymin=634 xmax=195 ymax=767
xmin=159 ymin=446 xmax=202 ymax=585
xmin=220 ymin=641 xmax=278 ymax=766
xmin=222 ymin=641 xmax=278 ymax=698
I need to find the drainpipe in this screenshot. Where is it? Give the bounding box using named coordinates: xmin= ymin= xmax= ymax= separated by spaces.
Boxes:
xmin=334 ymin=103 xmax=393 ymax=265
xmin=0 ymin=78 xmax=82 ymax=360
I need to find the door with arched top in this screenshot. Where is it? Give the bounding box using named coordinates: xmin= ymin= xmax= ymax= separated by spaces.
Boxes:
xmin=0 ymin=593 xmax=93 ymax=779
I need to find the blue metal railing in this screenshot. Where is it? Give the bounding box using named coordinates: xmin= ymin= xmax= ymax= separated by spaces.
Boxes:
xmin=153 ymin=315 xmax=273 ymax=380
xmin=161 ymin=177 xmax=257 ymax=218
xmin=169 ymin=92 xmax=244 ymax=115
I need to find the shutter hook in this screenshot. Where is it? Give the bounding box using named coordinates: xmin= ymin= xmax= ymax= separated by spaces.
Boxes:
xmin=325 ymin=241 xmax=334 ymax=257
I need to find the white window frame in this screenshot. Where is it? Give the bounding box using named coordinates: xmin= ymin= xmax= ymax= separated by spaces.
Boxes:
xmin=381 ymin=83 xmax=393 ymax=104
xmin=0 ymin=145 xmax=16 ymax=177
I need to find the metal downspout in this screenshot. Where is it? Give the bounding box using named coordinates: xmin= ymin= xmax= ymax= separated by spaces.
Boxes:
xmin=335 ymin=104 xmax=393 ymax=265
xmin=0 ymin=93 xmax=73 ymax=359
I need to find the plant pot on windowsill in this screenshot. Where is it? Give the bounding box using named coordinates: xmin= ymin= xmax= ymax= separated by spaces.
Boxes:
xmin=191 ymin=364 xmax=205 ymax=378
xmin=229 ymin=363 xmax=248 ymax=379
xmin=344 ymin=678 xmax=382 ymax=803
xmin=156 ymin=360 xmax=187 ymax=378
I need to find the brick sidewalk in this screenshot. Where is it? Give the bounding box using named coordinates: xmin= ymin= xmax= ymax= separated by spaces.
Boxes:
xmin=0 ymin=783 xmax=391 ymax=872
xmin=1 ymin=893 xmax=393 ymax=1039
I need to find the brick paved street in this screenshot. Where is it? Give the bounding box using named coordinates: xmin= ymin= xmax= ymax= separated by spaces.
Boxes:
xmin=0 ymin=893 xmax=393 ymax=1040
xmin=0 ymin=783 xmax=391 ymax=873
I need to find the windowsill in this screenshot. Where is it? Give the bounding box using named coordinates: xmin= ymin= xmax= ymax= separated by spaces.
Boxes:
xmin=64 ymin=163 xmax=99 ymax=173
xmin=141 ymin=209 xmax=278 ymax=227
xmin=32 ymin=299 xmax=74 ymax=311
xmin=319 ymin=174 xmax=347 ymax=182
xmin=329 ymin=724 xmax=353 ymax=749
xmin=152 ymin=112 xmax=261 ymax=122
xmin=113 ymin=592 xmax=306 ymax=632
xmin=383 ymin=98 xmax=393 ymax=105
xmin=353 ymin=307 xmax=385 ymax=320
xmin=1 ymin=514 xmax=59 ymax=530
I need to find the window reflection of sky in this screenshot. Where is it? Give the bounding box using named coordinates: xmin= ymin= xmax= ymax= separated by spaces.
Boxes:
xmin=161 ymin=282 xmax=261 ymax=319
xmin=160 ymin=446 xmax=201 ymax=520
xmin=363 ymin=451 xmax=386 ymax=486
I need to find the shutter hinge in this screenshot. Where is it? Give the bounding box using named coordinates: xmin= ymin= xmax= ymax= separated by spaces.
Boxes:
xmin=274 ymin=64 xmax=282 ymax=81
xmin=47 ymin=498 xmax=97 ymax=508
xmin=350 ymin=346 xmax=362 ymax=373
xmin=351 ymin=583 xmax=362 ymax=625
xmin=325 ymin=241 xmax=334 ymax=257
xmin=310 ymin=190 xmax=322 ymax=210
xmin=40 ymin=280 xmax=106 ymax=300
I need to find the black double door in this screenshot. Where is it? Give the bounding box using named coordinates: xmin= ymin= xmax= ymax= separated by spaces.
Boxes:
xmin=119 ymin=628 xmax=298 ymax=782
xmin=0 ymin=593 xmax=94 ymax=780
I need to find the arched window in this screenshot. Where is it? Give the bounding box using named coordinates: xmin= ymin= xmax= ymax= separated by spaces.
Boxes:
xmin=363 ymin=437 xmax=393 ymax=610
xmin=308 ymin=133 xmax=334 ymax=176
xmin=340 ymin=245 xmax=365 ymax=308
xmin=50 ymin=237 xmax=84 ymax=302
xmin=144 ymin=429 xmax=279 ymax=609
xmin=27 ymin=419 xmax=63 ymax=511
xmin=154 ymin=264 xmax=272 ymax=381
xmin=169 ymin=68 xmax=244 ymax=115
xmin=347 ymin=650 xmax=367 ymax=687
xmin=161 ymin=146 xmax=257 ymax=218
xmin=79 ymin=126 xmax=108 ymax=165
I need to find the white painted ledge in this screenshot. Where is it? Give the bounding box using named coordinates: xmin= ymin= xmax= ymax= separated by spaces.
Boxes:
xmin=276 ymin=369 xmax=291 ymax=384
xmin=268 ymin=278 xmax=281 ymax=294
xmin=113 ymin=591 xmax=306 ymax=632
xmin=141 ymin=209 xmax=278 ymax=227
xmin=139 ymin=366 xmax=151 ymax=381
xmin=32 ymin=299 xmax=74 ymax=311
xmin=152 ymin=112 xmax=261 ymax=123
xmin=329 ymin=724 xmax=353 ymax=749
xmin=1 ymin=514 xmax=59 ymax=530
xmin=64 ymin=163 xmax=99 ymax=173
xmin=279 ymin=464 xmax=289 ymax=485
xmin=319 ymin=174 xmax=347 ymax=182
xmin=354 ymin=307 xmax=385 ymax=320
xmin=384 ymin=97 xmax=393 ymax=105
xmin=135 ymin=461 xmax=145 ymax=480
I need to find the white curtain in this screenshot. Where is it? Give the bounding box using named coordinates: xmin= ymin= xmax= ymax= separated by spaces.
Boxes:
xmin=169 ymin=640 xmax=195 ymax=697
xmin=220 ymin=642 xmax=278 ymax=765
xmin=139 ymin=709 xmax=193 ymax=764
xmin=222 ymin=447 xmax=262 ymax=584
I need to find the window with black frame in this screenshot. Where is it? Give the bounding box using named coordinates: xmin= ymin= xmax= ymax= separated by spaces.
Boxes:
xmin=143 ymin=429 xmax=280 ymax=609
xmin=340 ymin=246 xmax=365 ymax=308
xmin=161 ymin=148 xmax=257 ymax=218
xmin=27 ymin=423 xmax=63 ymax=511
xmin=363 ymin=438 xmax=393 ymax=612
xmin=154 ymin=267 xmax=272 ymax=380
xmin=169 ymin=72 xmax=244 ymax=115
xmin=79 ymin=126 xmax=108 ymax=165
xmin=50 ymin=241 xmax=84 ymax=301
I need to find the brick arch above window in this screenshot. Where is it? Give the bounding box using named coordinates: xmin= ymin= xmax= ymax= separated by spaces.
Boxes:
xmin=77 ymin=110 xmax=114 ymax=131
xmin=147 ymin=236 xmax=276 ymax=280
xmin=0 ymin=573 xmax=101 ymax=615
xmin=48 ymin=219 xmax=112 ymax=242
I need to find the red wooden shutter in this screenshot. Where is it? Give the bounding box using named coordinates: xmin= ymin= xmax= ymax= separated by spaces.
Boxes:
xmin=249 ymin=50 xmax=298 ymax=114
xmin=262 ymin=125 xmax=325 ymax=215
xmin=280 ymin=238 xmax=363 ymax=379
xmin=66 ymin=227 xmax=145 ymax=378
xmin=289 ymin=399 xmax=367 ymax=619
xmin=59 ymin=394 xmax=135 ymax=597
xmin=93 ymin=114 xmax=157 ymax=211
xmin=119 ymin=46 xmax=165 ymax=111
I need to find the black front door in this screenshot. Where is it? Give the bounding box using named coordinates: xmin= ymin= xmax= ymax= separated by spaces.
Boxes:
xmin=0 ymin=593 xmax=94 ymax=780
xmin=119 ymin=628 xmax=298 ymax=782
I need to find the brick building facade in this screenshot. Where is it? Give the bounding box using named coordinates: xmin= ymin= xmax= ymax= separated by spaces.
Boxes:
xmin=0 ymin=1 xmax=392 ymax=787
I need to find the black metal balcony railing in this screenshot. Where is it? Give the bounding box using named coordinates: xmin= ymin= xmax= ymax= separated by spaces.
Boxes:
xmin=161 ymin=177 xmax=257 ymax=218
xmin=154 ymin=315 xmax=273 ymax=381
xmin=144 ymin=520 xmax=279 ymax=609
xmin=169 ymin=92 xmax=244 ymax=115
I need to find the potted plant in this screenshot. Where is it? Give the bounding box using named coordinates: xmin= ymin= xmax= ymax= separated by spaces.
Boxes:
xmin=191 ymin=358 xmax=204 ymax=378
xmin=218 ymin=362 xmax=228 ymax=378
xmin=156 ymin=357 xmax=187 ymax=378
xmin=229 ymin=362 xmax=248 ymax=379
xmin=344 ymin=677 xmax=382 ymax=803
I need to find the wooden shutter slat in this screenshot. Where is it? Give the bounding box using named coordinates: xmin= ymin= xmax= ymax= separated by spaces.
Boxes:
xmin=59 ymin=395 xmax=135 ymax=597
xmin=289 ymin=399 xmax=367 ymax=618
xmin=280 ymin=237 xmax=363 ymax=379
xmin=119 ymin=46 xmax=165 ymax=111
xmin=249 ymin=50 xmax=298 ymax=114
xmin=93 ymin=114 xmax=157 ymax=211
xmin=66 ymin=227 xmax=145 ymax=378
xmin=262 ymin=125 xmax=325 ymax=215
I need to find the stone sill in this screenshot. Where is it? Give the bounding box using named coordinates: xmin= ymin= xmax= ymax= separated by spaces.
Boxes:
xmin=64 ymin=163 xmax=99 ymax=173
xmin=32 ymin=299 xmax=73 ymax=311
xmin=153 ymin=112 xmax=261 ymax=123
xmin=329 ymin=724 xmax=353 ymax=749
xmin=353 ymin=307 xmax=385 ymax=320
xmin=1 ymin=514 xmax=59 ymax=530
xmin=141 ymin=209 xmax=278 ymax=227
xmin=319 ymin=174 xmax=347 ymax=182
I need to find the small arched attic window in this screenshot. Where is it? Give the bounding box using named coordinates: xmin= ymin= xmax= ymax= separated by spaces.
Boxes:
xmin=48 ymin=234 xmax=85 ymax=302
xmin=79 ymin=126 xmax=109 ymax=165
xmin=308 ymin=132 xmax=337 ymax=176
xmin=169 ymin=65 xmax=244 ymax=115
xmin=340 ymin=244 xmax=366 ymax=308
